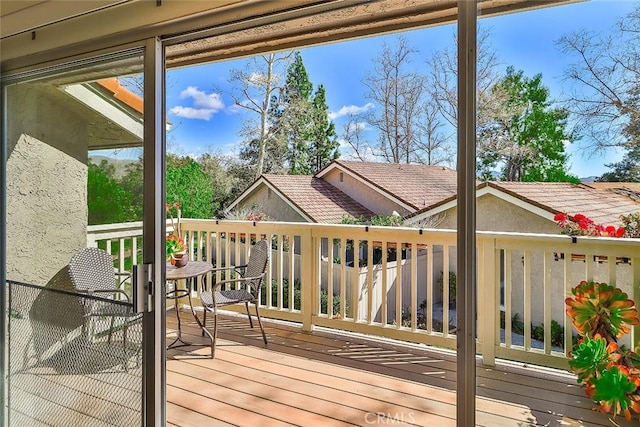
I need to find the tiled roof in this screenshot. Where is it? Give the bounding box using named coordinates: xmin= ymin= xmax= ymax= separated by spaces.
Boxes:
xmin=487 ymin=181 xmax=640 ymax=225
xmin=329 ymin=160 xmax=458 ymax=210
xmin=263 ymin=174 xmax=374 ymax=223
xmin=97 ymin=79 xmax=143 ymax=114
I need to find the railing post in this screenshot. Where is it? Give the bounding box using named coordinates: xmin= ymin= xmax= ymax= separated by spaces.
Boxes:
xmin=301 ymin=228 xmax=315 ymax=332
xmin=632 ymin=256 xmax=640 ymax=347
xmin=481 ymin=237 xmax=497 ymax=366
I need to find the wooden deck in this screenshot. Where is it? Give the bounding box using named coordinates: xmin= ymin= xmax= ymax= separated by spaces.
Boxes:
xmin=166 ymin=310 xmax=634 ymax=427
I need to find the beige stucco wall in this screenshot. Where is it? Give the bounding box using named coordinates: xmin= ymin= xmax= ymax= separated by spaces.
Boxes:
xmin=435 ymin=194 xmax=559 ymax=234
xmin=237 ymin=185 xmax=308 ymax=223
xmin=6 ymin=83 xmax=88 ymax=284
xmin=323 ymin=168 xmax=413 ymax=217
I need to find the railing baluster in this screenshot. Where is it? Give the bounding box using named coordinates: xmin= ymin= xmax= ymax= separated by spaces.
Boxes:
xmin=367 ymin=238 xmax=373 ymax=324
xmin=381 ymin=240 xmax=388 ymax=327
xmin=340 ymin=237 xmax=346 ymax=320
xmin=426 ymin=243 xmax=433 ymax=334
xmin=543 ymin=251 xmax=552 ymax=354
xmin=327 ymin=236 xmax=334 ymax=318
xmin=352 ymin=239 xmax=359 ymax=322
xmin=288 ymin=234 xmax=294 ymax=312
xmin=524 ymin=250 xmax=532 ymax=351
xmin=505 ymin=249 xmax=512 ymax=348
xmin=564 ymin=251 xmax=573 ymax=355
xmin=442 ymin=245 xmax=449 ymax=336
xmin=395 ymin=240 xmax=402 ymax=329
xmin=410 ymin=242 xmax=417 ymax=332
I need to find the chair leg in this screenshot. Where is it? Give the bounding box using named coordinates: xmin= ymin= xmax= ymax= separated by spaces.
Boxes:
xmin=123 ymin=322 xmax=129 ymax=372
xmin=245 ymin=302 xmax=254 ymax=328
xmin=108 ymin=316 xmax=115 ymax=344
xmin=212 ymin=308 xmax=218 ymax=358
xmin=253 ymin=303 xmax=267 ymax=345
xmin=199 ymin=305 xmax=218 ymax=358
xmin=202 ymin=308 xmax=207 ymax=337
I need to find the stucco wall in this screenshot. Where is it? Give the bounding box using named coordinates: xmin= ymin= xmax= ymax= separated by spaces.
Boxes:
xmin=6 ymin=84 xmax=88 ymax=284
xmin=237 ymin=185 xmax=308 ymax=222
xmin=435 ymin=194 xmax=559 ymax=234
xmin=323 ymin=168 xmax=412 ymax=217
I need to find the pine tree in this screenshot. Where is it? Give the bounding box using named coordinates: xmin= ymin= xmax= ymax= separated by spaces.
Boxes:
xmin=309 ymin=84 xmax=339 ymax=173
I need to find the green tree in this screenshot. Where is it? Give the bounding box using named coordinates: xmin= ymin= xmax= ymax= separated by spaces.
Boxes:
xmin=598 ymin=144 xmax=640 ymax=182
xmin=478 ymin=67 xmax=578 ymax=182
xmin=87 ymin=160 xmax=135 ymax=225
xmin=309 ymin=84 xmax=339 ymax=173
xmin=198 ymin=152 xmax=243 ymax=216
xmin=269 ymin=52 xmax=315 ymax=175
xmin=166 ymin=155 xmax=215 ymax=219
xmin=120 ymin=159 xmax=144 ymax=220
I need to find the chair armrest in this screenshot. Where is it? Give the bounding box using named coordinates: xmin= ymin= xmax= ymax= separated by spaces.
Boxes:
xmin=211 ymin=264 xmax=247 ymax=272
xmin=78 ymin=289 xmax=131 ymax=303
xmin=211 ymin=273 xmax=266 ymax=292
xmin=115 ymin=271 xmax=131 ymax=287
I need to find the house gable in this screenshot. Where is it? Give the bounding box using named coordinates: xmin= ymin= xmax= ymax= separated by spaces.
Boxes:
xmin=225 ymin=177 xmax=312 ymax=222
xmin=407 ymin=181 xmax=640 ymax=232
xmin=316 ymin=160 xmax=458 ymax=217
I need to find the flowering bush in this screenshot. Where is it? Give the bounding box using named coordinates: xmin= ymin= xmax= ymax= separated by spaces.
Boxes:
xmin=553 ymin=212 xmax=626 ymax=237
xmin=566 ymin=281 xmax=640 ymax=421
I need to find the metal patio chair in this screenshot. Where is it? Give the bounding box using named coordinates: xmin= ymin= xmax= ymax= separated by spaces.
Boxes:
xmin=200 ymin=239 xmax=270 ymax=358
xmin=68 ymin=247 xmax=142 ymax=355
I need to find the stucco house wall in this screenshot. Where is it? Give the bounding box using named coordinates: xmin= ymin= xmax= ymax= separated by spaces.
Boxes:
xmin=235 ymin=185 xmax=308 ymax=223
xmin=322 ymin=168 xmax=412 ymax=217
xmin=6 ymin=84 xmax=88 ymax=284
xmin=435 ymin=194 xmax=559 ymax=234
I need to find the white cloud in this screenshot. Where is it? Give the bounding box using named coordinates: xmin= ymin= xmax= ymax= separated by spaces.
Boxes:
xmin=346 ymin=121 xmax=369 ymax=133
xmin=329 ymin=102 xmax=374 ymax=120
xmin=170 ymin=86 xmax=224 ymax=120
xmin=180 ymin=86 xmax=224 ymax=109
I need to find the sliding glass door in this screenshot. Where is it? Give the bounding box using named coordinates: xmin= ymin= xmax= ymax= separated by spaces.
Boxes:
xmin=1 ymin=41 xmax=165 ymax=426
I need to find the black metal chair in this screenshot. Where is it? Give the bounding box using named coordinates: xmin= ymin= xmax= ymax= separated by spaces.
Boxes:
xmin=200 ymin=239 xmax=270 ymax=358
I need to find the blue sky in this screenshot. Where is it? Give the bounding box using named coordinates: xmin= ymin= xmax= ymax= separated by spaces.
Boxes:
xmin=111 ymin=0 xmax=636 ymax=179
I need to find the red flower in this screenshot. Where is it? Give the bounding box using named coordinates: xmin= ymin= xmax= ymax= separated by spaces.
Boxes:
xmin=616 ymin=227 xmax=626 ymax=237
xmin=573 ymin=213 xmax=589 ymax=222
xmin=554 ymin=212 xmax=568 ymax=222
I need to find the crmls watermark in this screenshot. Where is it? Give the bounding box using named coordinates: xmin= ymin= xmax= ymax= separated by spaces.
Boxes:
xmin=364 ymin=412 xmax=416 ymax=424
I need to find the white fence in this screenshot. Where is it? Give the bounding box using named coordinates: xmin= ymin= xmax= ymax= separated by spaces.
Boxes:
xmin=88 ymin=219 xmax=640 ymax=370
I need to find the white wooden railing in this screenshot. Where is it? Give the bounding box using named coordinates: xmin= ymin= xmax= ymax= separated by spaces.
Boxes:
xmin=87 ymin=219 xmax=640 ymax=370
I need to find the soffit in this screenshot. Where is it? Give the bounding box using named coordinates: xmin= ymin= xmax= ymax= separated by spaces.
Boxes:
xmin=1 ymin=0 xmax=580 ymax=73
xmin=164 ymin=0 xmax=579 ymax=68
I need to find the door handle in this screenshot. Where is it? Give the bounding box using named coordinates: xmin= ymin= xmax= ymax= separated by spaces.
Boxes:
xmin=133 ymin=263 xmax=154 ymax=313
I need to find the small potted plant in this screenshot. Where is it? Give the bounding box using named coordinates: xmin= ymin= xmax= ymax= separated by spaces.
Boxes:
xmin=166 ymin=202 xmax=188 ymax=267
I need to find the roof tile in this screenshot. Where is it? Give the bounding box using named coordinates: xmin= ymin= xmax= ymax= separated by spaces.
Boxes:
xmin=331 ymin=160 xmax=458 ymax=210
xmin=263 ymin=174 xmax=374 ymax=223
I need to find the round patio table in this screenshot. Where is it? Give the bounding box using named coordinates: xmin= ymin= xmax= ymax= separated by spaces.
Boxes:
xmin=166 ymin=261 xmax=212 ymax=349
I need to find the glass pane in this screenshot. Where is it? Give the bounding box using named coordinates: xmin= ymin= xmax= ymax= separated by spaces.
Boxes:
xmin=4 ymin=51 xmax=144 ymax=426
